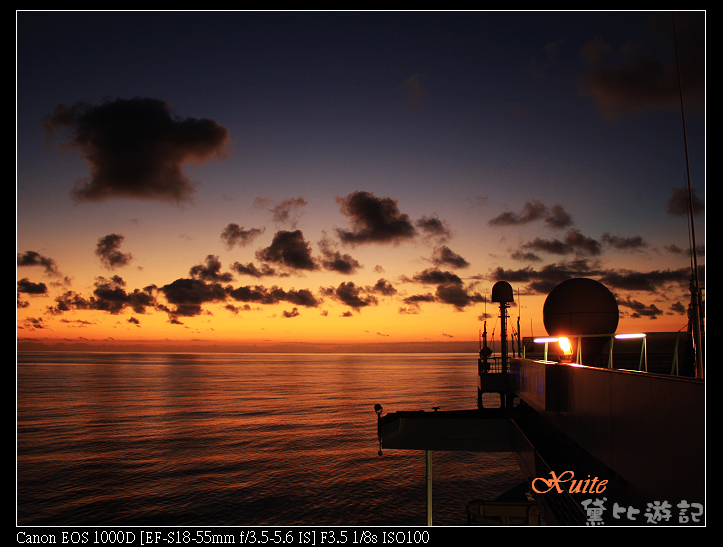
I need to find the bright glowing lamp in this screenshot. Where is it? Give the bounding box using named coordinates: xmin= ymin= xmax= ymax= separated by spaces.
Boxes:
xmin=558 ymin=337 xmax=572 ymax=355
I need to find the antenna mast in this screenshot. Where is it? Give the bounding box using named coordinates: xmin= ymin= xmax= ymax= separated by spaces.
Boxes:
xmin=673 ymin=12 xmax=704 ymax=378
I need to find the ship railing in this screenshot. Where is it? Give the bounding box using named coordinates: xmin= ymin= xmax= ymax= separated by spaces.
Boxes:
xmin=521 ymin=331 xmax=691 ymax=375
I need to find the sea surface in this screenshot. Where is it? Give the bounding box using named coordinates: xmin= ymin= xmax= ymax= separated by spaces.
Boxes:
xmin=17 ymin=352 xmax=524 ymax=526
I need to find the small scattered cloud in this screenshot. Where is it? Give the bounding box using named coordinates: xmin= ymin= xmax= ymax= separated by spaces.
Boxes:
xmin=416 ymin=215 xmax=452 ymax=243
xmin=221 ymin=224 xmax=265 ymax=250
xmin=17 ymin=278 xmax=48 ymax=295
xmin=270 ymin=197 xmax=307 ymax=227
xmin=189 ymin=255 xmax=234 ymax=283
xmin=400 ymin=73 xmax=427 ymax=109
xmin=431 ymin=246 xmax=470 ymax=269
xmin=318 ymin=235 xmax=362 ymax=274
xmin=256 ymin=230 xmax=318 ymax=272
xmin=578 ymin=12 xmax=704 ymax=120
xmin=17 ymin=250 xmax=61 ymax=276
xmin=520 ymin=229 xmax=602 ymax=257
xmin=282 ymin=307 xmax=300 ymax=318
xmin=667 ymin=186 xmax=704 ymax=217
xmin=321 ymin=281 xmax=378 ymax=311
xmin=96 ymin=234 xmax=133 ymax=270
xmin=601 ymin=232 xmax=649 ymax=251
xmin=489 ymin=200 xmax=573 ymax=229
xmin=335 ymin=191 xmax=417 ymax=246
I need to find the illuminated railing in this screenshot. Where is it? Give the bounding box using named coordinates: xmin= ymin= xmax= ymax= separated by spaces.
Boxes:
xmin=524 ymin=332 xmax=655 ymax=371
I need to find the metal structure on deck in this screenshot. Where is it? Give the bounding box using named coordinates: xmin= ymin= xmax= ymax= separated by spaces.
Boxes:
xmin=375 ymin=280 xmax=705 ymax=526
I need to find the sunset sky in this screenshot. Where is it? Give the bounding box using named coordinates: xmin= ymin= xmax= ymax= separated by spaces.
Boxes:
xmin=16 ymin=11 xmax=705 ymax=352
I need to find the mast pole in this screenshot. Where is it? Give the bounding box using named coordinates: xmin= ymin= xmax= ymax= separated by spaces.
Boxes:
xmin=673 ymin=12 xmax=704 ymax=378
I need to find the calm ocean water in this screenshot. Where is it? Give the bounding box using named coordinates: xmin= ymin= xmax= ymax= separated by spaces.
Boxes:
xmin=17 ymin=352 xmax=524 ymax=526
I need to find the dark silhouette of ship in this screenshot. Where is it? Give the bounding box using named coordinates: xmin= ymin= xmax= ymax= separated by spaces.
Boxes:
xmin=375 ymin=278 xmax=704 ymax=526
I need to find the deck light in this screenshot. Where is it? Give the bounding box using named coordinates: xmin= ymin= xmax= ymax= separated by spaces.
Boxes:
xmin=615 ymin=333 xmax=646 ymax=339
xmin=558 ymin=337 xmax=572 ymax=354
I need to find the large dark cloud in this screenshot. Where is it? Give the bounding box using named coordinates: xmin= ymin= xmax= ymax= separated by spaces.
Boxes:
xmin=488 ymin=200 xmax=573 ymax=229
xmin=256 ymin=230 xmax=318 ymax=272
xmin=96 ymin=234 xmax=133 ymax=270
xmin=335 ymin=191 xmax=417 ymax=245
xmin=667 ymin=186 xmax=705 ymax=217
xmin=42 ymin=97 xmax=231 ymax=203
xmin=578 ymin=12 xmax=704 ymax=120
xmin=221 ymin=224 xmax=265 ymax=250
xmin=17 ymin=250 xmax=60 ymax=276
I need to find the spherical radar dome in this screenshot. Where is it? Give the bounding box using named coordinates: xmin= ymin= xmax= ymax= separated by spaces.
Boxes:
xmin=543 ymin=278 xmax=619 ymax=337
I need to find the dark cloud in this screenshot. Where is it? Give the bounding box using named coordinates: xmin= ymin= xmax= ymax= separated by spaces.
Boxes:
xmin=670 ymin=301 xmax=687 ymax=315
xmin=230 ymin=262 xmax=284 ymax=278
xmin=92 ymin=276 xmax=157 ymax=314
xmin=228 ymin=285 xmax=320 ymax=308
xmin=667 ymin=186 xmax=705 ymax=217
xmin=489 ymin=200 xmax=573 ymax=229
xmin=601 ymin=233 xmax=649 ymax=251
xmin=256 ymin=230 xmax=318 ymax=272
xmin=489 ymin=199 xmax=547 ymax=227
xmin=17 ymin=278 xmax=48 ymax=295
xmin=45 ymin=276 xmax=158 ymax=315
xmin=545 ymin=204 xmax=574 ymax=229
xmin=282 ymin=307 xmax=300 ymax=318
xmin=96 ymin=234 xmax=133 ymax=270
xmin=599 ymin=267 xmax=691 ymax=293
xmin=335 ymin=191 xmax=417 ymax=245
xmin=618 ymin=296 xmax=664 ymax=319
xmin=578 ymin=12 xmax=704 ymax=120
xmin=189 ymin=255 xmax=234 ymax=283
xmin=369 ymin=278 xmax=397 ymax=296
xmin=221 ymin=224 xmax=265 ymax=250
xmin=403 ymin=293 xmax=437 ymax=305
xmin=318 ymin=235 xmax=362 ymax=274
xmin=320 ymin=250 xmax=362 ymax=274
xmin=128 ymin=317 xmax=140 ymax=326
xmin=431 ymin=246 xmax=470 ymax=269
xmin=160 ymin=278 xmax=228 ymax=317
xmin=511 ymin=250 xmax=543 ymax=262
xmin=42 ymin=97 xmax=231 ymax=203
xmin=322 ymin=281 xmax=378 ymax=311
xmin=489 ymin=259 xmax=695 ymax=298
xmin=489 ymin=258 xmax=604 ymax=294
xmin=415 ymin=215 xmax=452 ymax=242
xmin=521 ymin=229 xmax=602 ymax=257
xmin=412 ymin=268 xmax=464 ymax=286
xmin=664 ymin=243 xmax=705 ymax=257
xmin=17 ymin=250 xmax=60 ymax=276
xmin=435 ymin=283 xmax=484 ymax=310
xmin=270 ymin=197 xmax=307 ymax=227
